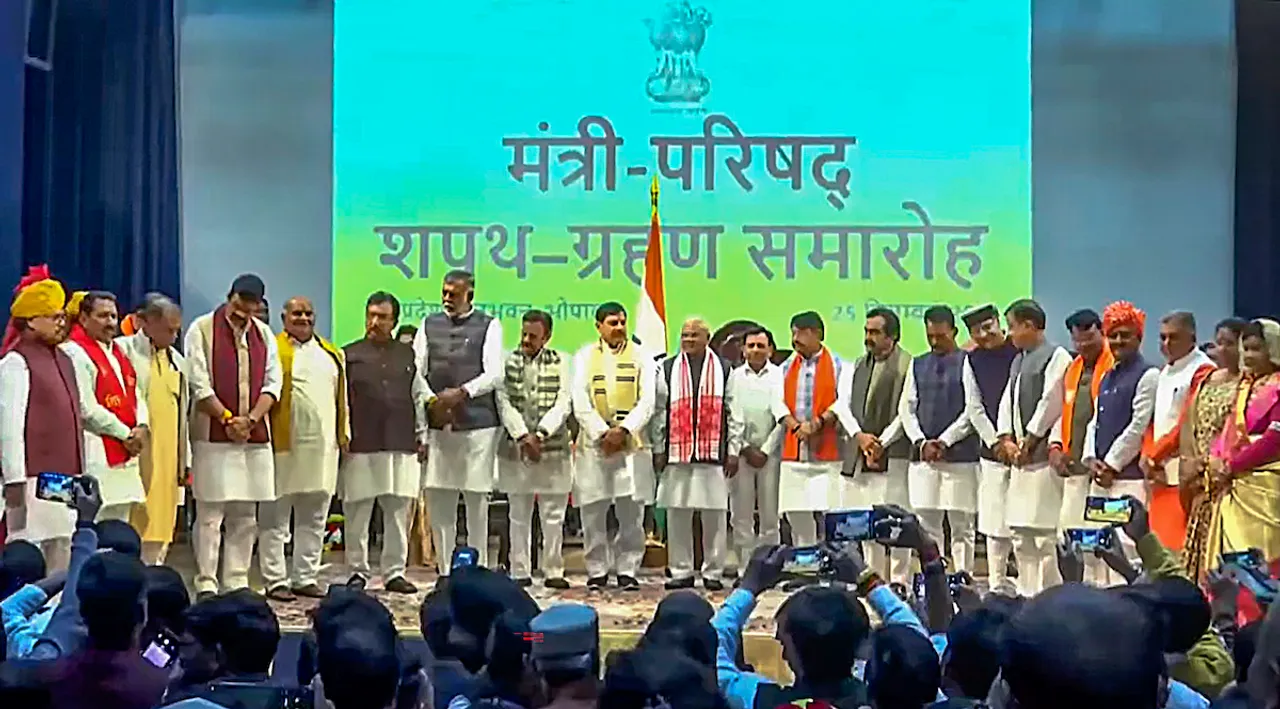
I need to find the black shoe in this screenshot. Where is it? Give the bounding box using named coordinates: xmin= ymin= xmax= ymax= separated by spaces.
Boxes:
xmin=617 ymin=575 xmax=641 ymax=591
xmin=664 ymin=576 xmax=695 ymax=590
xmin=722 ymin=569 xmax=740 ymax=580
xmin=346 ymin=574 xmax=368 ymax=592
xmin=515 ymin=577 xmax=533 ymax=588
xmin=544 ymin=577 xmax=570 ymax=590
xmin=703 ymin=578 xmax=725 ymax=592
xmin=265 ymin=585 xmax=296 ymax=602
xmin=196 ymin=591 xmax=216 ymax=602
xmin=292 ymin=583 xmax=326 ymax=599
xmin=587 ymin=575 xmax=609 ymax=591
xmin=384 ymin=576 xmax=418 ymax=594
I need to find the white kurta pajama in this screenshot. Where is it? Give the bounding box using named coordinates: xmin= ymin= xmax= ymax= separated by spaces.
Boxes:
xmin=726 ymin=362 xmax=784 ymax=572
xmin=495 ymin=348 xmax=573 ymax=582
xmin=186 ymin=312 xmax=282 ymax=595
xmin=414 ymin=311 xmax=505 ymax=572
xmin=259 ymin=338 xmax=346 ymax=591
xmin=962 ymin=356 xmax=1018 ymax=595
xmin=571 ymin=341 xmax=657 ymax=581
xmin=654 ymin=352 xmax=731 ymax=582
xmin=996 ymin=344 xmax=1072 ymax=596
xmin=899 ymin=359 xmax=979 ymax=573
xmin=775 ymin=349 xmax=845 ymax=547
xmin=59 ymin=339 xmax=149 ymax=521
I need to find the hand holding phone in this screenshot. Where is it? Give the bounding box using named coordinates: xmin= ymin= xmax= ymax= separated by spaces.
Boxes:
xmin=1065 ymin=527 xmax=1112 ymax=552
xmin=142 ymin=629 xmax=179 ymax=669
xmin=1220 ymin=549 xmax=1278 ymax=605
xmin=34 ymin=472 xmax=76 ymax=506
xmin=782 ymin=545 xmax=827 ymax=576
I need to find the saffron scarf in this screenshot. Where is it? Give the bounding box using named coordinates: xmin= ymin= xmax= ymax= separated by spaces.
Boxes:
xmin=209 ymin=304 xmax=269 ymax=444
xmin=782 ymin=348 xmax=840 ymax=462
xmin=271 ymin=332 xmax=349 ymax=452
xmin=68 ymin=324 xmax=139 ymax=467
xmin=668 ymin=352 xmax=725 ymax=463
xmin=1060 ymin=343 xmax=1115 ymax=450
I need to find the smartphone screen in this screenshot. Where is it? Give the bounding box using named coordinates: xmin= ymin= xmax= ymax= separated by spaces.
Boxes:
xmin=824 ymin=509 xmax=874 ymax=543
xmin=1222 ymin=549 xmax=1267 ymax=569
xmin=782 ymin=546 xmax=824 ymax=575
xmin=1221 ymin=550 xmax=1277 ymax=603
xmin=142 ymin=630 xmax=178 ymax=669
xmin=1066 ymin=528 xmax=1111 ymax=552
xmin=35 ymin=472 xmax=75 ymax=506
xmin=1083 ymin=496 xmax=1132 ymax=525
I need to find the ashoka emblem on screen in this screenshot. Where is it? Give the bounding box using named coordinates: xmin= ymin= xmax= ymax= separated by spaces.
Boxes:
xmin=644 ymin=1 xmax=712 ymax=104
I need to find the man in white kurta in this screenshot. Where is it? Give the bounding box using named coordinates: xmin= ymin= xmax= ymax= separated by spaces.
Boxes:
xmin=261 ymin=296 xmax=349 ymax=600
xmin=185 ymin=274 xmax=282 ymax=597
xmin=342 ymin=292 xmax=426 ymax=594
xmin=60 ymin=292 xmax=148 ymax=523
xmin=654 ymin=318 xmax=731 ymax=592
xmin=995 ymin=299 xmax=1073 ymax=596
xmin=414 ymin=270 xmax=504 ymax=572
xmin=571 ymin=302 xmax=656 ymax=592
xmin=725 ymin=327 xmax=784 ymax=577
xmin=495 ymin=310 xmax=573 ymax=589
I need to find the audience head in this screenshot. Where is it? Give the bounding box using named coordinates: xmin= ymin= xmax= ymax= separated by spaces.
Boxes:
xmin=1101 ymin=301 xmax=1147 ymax=361
xmin=776 ymin=586 xmax=870 ymax=685
xmin=1214 ymin=317 xmax=1248 ymax=372
xmin=865 ymin=307 xmax=902 ymax=357
xmin=602 ymin=645 xmax=728 ymax=709
xmin=1004 ymin=299 xmax=1047 ymax=350
xmin=142 ymin=565 xmax=190 ymax=640
xmin=448 ymin=567 xmax=540 ymax=674
xmin=640 ymin=591 xmax=717 ymax=668
xmin=962 ymin=304 xmax=1005 ymax=351
xmin=95 ymin=519 xmax=143 ymax=558
xmin=78 ymin=551 xmax=147 ymax=652
xmin=867 ymin=624 xmax=942 ymax=709
xmin=314 ymin=591 xmax=402 ymax=709
xmin=1065 ymin=309 xmax=1104 ymax=362
xmin=942 ymin=598 xmax=1020 ymax=700
xmin=1000 ymin=585 xmax=1163 ymax=709
xmin=1158 ymin=311 xmax=1198 ymax=365
xmin=0 ymin=540 xmax=46 ymax=597
xmin=531 ymin=604 xmax=600 ymax=696
xmin=1120 ymin=577 xmax=1212 ymax=656
xmin=1236 ymin=620 xmax=1263 ymax=684
xmin=790 ymin=310 xmax=826 ymax=357
xmin=179 ymin=589 xmax=280 ymax=685
xmin=923 ymin=305 xmax=959 ymax=354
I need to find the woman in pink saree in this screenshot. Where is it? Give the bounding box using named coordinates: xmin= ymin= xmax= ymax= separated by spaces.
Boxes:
xmin=1206 ymin=319 xmax=1280 ymax=617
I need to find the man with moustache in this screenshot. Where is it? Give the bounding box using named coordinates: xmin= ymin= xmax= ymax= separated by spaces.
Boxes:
xmin=654 ymin=317 xmax=732 ymax=591
xmin=1049 ymin=310 xmax=1115 ymax=578
xmin=725 ymin=326 xmax=784 ymax=577
xmin=343 ymin=291 xmax=427 ymax=593
xmin=832 ymin=307 xmax=911 ymax=582
xmin=1081 ymin=301 xmax=1160 ymax=583
xmin=960 ymin=304 xmax=1020 ymax=594
xmin=495 ymin=309 xmax=574 ymax=589
xmin=1140 ymin=311 xmax=1215 ymax=550
xmin=0 ymin=266 xmax=85 ymax=570
xmin=185 ymin=273 xmax=282 ymax=597
xmin=900 ymin=306 xmax=980 ymax=572
xmin=261 ymin=296 xmax=349 ymax=600
xmin=571 ymin=302 xmax=657 ymax=591
xmin=995 ymin=299 xmax=1073 ymax=595
xmin=775 ymin=311 xmax=843 ymax=547
xmin=414 ymin=270 xmax=504 ymax=571
xmin=61 ymin=291 xmax=148 ymax=522
xmin=116 ymin=293 xmax=188 ymax=564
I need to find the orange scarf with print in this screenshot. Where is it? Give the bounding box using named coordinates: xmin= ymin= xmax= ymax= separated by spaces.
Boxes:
xmin=782 ymin=348 xmax=840 ymax=462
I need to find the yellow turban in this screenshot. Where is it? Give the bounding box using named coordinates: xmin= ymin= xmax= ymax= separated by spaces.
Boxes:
xmin=11 ymin=279 xmax=67 ymax=319
xmin=66 ymin=290 xmax=88 ymax=318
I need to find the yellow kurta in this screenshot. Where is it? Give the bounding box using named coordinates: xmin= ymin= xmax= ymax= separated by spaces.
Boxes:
xmin=131 ymin=349 xmax=182 ymax=543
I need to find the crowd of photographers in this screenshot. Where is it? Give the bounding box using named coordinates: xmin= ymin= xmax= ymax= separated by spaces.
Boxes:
xmin=0 ymin=474 xmax=1274 ymax=709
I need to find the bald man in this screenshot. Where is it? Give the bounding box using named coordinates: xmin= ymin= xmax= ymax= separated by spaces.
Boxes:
xmin=260 ymin=296 xmax=349 ymax=600
xmin=653 ymin=318 xmax=732 ymax=590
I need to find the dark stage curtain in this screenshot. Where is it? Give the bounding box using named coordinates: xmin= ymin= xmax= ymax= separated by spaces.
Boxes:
xmin=21 ymin=0 xmax=181 ymax=306
xmin=1235 ymin=0 xmax=1280 ymax=319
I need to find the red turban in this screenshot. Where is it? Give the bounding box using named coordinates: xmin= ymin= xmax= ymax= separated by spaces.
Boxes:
xmin=1102 ymin=300 xmax=1146 ymax=337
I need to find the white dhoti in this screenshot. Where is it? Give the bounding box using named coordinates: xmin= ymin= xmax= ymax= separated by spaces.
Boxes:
xmin=977 ymin=458 xmax=1016 ymax=594
xmin=659 ymin=462 xmax=729 ymax=581
xmin=191 ymin=441 xmax=275 ymax=594
xmin=4 ymin=478 xmax=76 ymax=569
xmin=424 ymin=428 xmax=497 ymax=571
xmin=728 ymin=456 xmax=781 ymax=573
xmin=574 ymin=446 xmax=649 ymax=579
xmin=908 ymin=461 xmax=978 ymax=572
xmin=498 ymin=453 xmax=571 ymax=580
xmin=1007 ymin=461 xmax=1065 ymax=596
xmin=343 ymin=451 xmax=419 ymax=582
xmin=778 ymin=461 xmax=841 ymax=547
xmin=94 ymin=458 xmax=146 ymax=522
xmin=831 ymin=458 xmax=912 ymax=582
xmin=260 ymin=439 xmax=340 ymax=591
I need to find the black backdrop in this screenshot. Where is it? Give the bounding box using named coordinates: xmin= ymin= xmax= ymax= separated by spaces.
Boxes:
xmin=1234 ymin=0 xmax=1280 ymax=320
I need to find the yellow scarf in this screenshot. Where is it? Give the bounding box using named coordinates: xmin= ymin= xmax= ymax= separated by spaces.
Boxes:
xmin=587 ymin=340 xmax=644 ymax=448
xmin=271 ymin=332 xmax=349 ymax=452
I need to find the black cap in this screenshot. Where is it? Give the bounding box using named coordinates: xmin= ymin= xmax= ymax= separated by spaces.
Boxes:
xmin=961 ymin=304 xmax=998 ymax=330
xmin=230 ymin=274 xmax=266 ymax=302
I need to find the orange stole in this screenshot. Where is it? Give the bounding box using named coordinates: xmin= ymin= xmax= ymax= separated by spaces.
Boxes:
xmin=1142 ymin=363 xmax=1216 ymax=551
xmin=1060 ymin=345 xmax=1115 ymax=449
xmin=782 ymin=348 xmax=840 ymax=462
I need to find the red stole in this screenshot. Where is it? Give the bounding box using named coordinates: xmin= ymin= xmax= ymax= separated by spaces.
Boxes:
xmin=210 ymin=305 xmax=269 ymax=444
xmin=68 ymin=325 xmax=139 ymax=467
